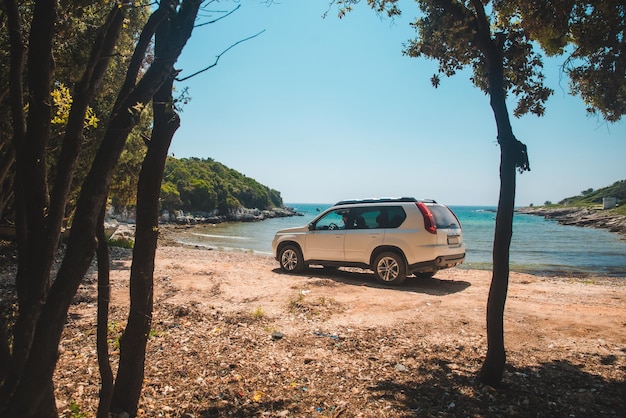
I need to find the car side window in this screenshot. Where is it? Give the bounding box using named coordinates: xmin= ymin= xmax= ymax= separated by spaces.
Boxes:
xmin=375 ymin=206 xmax=406 ymax=228
xmin=354 ymin=209 xmax=380 ymax=229
xmin=313 ymin=210 xmax=346 ymax=230
xmin=388 ymin=207 xmax=406 ymax=228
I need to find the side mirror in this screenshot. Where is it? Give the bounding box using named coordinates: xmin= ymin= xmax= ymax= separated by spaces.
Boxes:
xmin=308 ymin=223 xmax=315 ymax=231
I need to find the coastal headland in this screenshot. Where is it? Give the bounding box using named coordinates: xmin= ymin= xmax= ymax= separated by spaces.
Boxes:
xmin=517 ymin=206 xmax=626 ymax=240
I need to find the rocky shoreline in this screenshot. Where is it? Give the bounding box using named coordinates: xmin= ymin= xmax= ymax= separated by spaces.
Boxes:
xmin=163 ymin=206 xmax=301 ymax=225
xmin=516 ymin=206 xmax=626 ymax=240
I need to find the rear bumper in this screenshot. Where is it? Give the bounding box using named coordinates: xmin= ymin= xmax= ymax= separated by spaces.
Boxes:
xmin=408 ymin=253 xmax=465 ymax=272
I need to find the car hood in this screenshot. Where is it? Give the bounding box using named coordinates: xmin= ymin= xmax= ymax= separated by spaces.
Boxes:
xmin=275 ymin=225 xmax=309 ymax=235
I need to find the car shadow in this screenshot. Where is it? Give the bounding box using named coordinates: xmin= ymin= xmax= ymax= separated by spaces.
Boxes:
xmin=273 ymin=266 xmax=470 ymax=296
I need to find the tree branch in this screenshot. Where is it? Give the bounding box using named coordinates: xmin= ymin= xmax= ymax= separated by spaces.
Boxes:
xmin=176 ymin=30 xmax=265 ymax=82
xmin=194 ymin=3 xmax=240 ymax=27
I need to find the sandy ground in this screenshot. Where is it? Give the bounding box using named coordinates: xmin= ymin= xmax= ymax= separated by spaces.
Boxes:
xmin=50 ymin=236 xmax=626 ymax=417
xmin=143 ymin=246 xmax=625 ymax=354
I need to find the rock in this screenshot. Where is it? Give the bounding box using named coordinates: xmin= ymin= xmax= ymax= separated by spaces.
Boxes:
xmin=394 ymin=363 xmax=408 ymax=372
xmin=271 ymin=331 xmax=285 ymax=340
xmin=516 ymin=206 xmax=626 ymax=240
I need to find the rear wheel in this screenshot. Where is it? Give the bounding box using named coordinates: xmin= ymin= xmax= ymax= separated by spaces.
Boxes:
xmin=373 ymin=252 xmax=406 ymax=285
xmin=278 ymin=244 xmax=305 ymax=273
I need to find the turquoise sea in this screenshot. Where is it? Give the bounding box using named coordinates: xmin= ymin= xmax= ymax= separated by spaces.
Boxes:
xmin=175 ymin=203 xmax=626 ymax=278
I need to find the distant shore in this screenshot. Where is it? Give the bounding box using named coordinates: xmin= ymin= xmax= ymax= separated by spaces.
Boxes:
xmin=516 ymin=206 xmax=626 ymax=240
xmin=161 ymin=206 xmax=300 ymax=225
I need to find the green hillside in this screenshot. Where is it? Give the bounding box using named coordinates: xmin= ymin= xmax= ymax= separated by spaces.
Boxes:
xmin=160 ymin=157 xmax=283 ymax=214
xmin=558 ymin=179 xmax=626 ymax=215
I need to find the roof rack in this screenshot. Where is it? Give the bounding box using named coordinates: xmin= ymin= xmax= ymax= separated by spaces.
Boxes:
xmin=333 ymin=197 xmax=424 ymax=206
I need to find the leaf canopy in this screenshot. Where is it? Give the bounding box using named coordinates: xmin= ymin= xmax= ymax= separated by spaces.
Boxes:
xmin=331 ymin=0 xmax=625 ymax=121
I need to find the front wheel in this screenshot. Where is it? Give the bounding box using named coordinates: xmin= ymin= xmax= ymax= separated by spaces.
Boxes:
xmin=278 ymin=244 xmax=305 ymax=273
xmin=373 ymin=252 xmax=406 ymax=285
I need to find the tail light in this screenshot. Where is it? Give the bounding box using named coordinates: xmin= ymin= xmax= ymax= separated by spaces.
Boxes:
xmin=416 ymin=202 xmax=437 ymax=234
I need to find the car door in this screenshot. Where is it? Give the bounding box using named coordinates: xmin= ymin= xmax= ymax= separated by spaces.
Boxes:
xmin=305 ymin=209 xmax=346 ymax=262
xmin=344 ymin=208 xmax=385 ymax=263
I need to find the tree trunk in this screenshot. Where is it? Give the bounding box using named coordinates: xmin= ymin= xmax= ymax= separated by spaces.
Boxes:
xmin=2 ymin=2 xmax=57 ymax=414
xmin=96 ymin=203 xmax=114 ymax=418
xmin=111 ymin=2 xmax=200 ymax=415
xmin=110 ymin=26 xmax=182 ymax=415
xmin=479 ymin=137 xmax=516 ymax=386
xmin=474 ymin=19 xmax=529 ymax=387
xmin=109 ymin=4 xmax=201 ymax=414
xmin=0 ymin=0 xmax=24 ymax=392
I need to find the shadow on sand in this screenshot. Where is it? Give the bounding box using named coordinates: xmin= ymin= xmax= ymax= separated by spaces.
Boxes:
xmin=274 ymin=266 xmax=471 ymax=296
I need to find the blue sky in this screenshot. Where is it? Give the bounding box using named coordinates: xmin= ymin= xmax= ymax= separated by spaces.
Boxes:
xmin=170 ymin=0 xmax=625 ymax=206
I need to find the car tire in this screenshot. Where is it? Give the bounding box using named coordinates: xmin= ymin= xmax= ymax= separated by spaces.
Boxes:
xmin=373 ymin=252 xmax=406 ymax=285
xmin=278 ymin=244 xmax=305 ymax=273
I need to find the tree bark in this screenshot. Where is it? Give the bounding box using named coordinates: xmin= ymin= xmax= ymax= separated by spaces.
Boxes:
xmin=471 ymin=0 xmax=530 ymax=387
xmin=0 ymin=0 xmax=24 ymax=392
xmin=3 ymin=2 xmax=56 ymax=413
xmin=96 ymin=203 xmax=114 ymax=418
xmin=111 ymin=73 xmax=180 ymax=417
xmin=110 ymin=5 xmax=185 ymax=410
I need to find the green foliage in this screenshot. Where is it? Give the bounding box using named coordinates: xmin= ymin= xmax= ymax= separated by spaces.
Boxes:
xmin=160 ymin=157 xmax=284 ymax=214
xmin=160 ymin=181 xmax=183 ymax=210
xmin=566 ymin=1 xmax=626 ymax=122
xmin=403 ymin=0 xmax=553 ymax=118
xmin=108 ymin=236 xmax=134 ymax=249
xmin=333 ymin=1 xmax=625 ymax=122
xmin=0 ymin=0 xmax=151 ymax=221
xmin=68 ymin=400 xmax=87 ymax=418
xmin=499 ymin=0 xmax=626 ymax=122
xmin=109 ymin=110 xmax=152 ymax=211
xmin=559 ymin=180 xmax=626 ymax=206
xmin=252 ymin=307 xmax=265 ymax=319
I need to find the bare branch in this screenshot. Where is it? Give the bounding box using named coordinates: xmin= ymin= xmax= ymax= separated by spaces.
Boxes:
xmin=195 ymin=4 xmax=241 ymax=27
xmin=176 ymin=30 xmax=265 ymax=81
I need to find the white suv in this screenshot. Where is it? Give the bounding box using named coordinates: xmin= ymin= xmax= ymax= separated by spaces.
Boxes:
xmin=271 ymin=198 xmax=465 ymax=285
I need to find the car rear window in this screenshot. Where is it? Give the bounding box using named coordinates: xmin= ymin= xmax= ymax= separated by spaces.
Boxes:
xmin=429 ymin=205 xmax=461 ymax=229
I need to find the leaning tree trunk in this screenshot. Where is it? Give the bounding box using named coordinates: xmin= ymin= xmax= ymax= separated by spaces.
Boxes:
xmin=96 ymin=202 xmax=114 ymax=418
xmin=110 ymin=2 xmax=200 ymax=416
xmin=0 ymin=2 xmax=126 ymax=414
xmin=0 ymin=0 xmax=25 ymax=391
xmin=477 ymin=33 xmax=530 ymax=387
xmin=110 ymin=73 xmax=180 ymax=417
xmin=2 ymin=1 xmax=57 ymax=414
